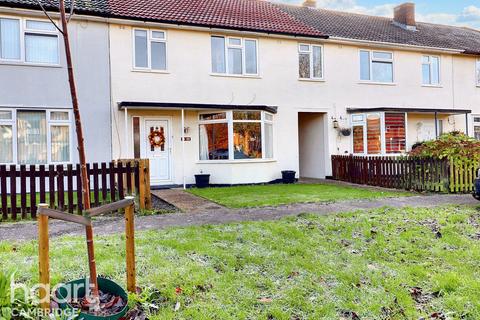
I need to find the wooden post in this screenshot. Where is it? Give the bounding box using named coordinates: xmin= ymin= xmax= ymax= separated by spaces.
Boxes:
xmin=38 ymin=204 xmax=50 ymax=311
xmin=124 ymin=197 xmax=136 ymax=292
xmin=138 ymin=160 xmax=146 ymax=210
xmin=144 ymin=159 xmax=151 ymax=210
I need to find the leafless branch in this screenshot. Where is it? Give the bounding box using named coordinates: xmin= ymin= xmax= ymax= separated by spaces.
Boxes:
xmin=34 ymin=0 xmax=64 ymax=34
xmin=67 ymin=0 xmax=75 ymax=23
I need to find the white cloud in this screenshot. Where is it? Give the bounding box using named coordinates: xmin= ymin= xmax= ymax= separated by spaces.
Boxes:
xmin=278 ymin=0 xmax=480 ymax=29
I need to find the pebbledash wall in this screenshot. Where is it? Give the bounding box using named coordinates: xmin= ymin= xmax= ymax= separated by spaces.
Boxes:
xmin=108 ymin=22 xmax=480 ymax=185
xmin=0 ymin=11 xmax=112 ymax=164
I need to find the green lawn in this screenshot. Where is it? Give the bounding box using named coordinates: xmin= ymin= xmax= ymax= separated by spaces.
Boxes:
xmin=2 ymin=205 xmax=480 ymax=318
xmin=187 ymin=183 xmax=411 ymax=208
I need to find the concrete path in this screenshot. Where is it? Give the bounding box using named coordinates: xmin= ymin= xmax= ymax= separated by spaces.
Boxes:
xmin=0 ymin=194 xmax=477 ymax=242
xmin=151 ymin=189 xmax=225 ymax=213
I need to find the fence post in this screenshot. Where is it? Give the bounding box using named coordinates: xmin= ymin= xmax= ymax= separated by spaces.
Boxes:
xmin=144 ymin=159 xmax=151 ymax=209
xmin=37 ymin=203 xmax=50 ymax=311
xmin=124 ymin=196 xmax=136 ymax=293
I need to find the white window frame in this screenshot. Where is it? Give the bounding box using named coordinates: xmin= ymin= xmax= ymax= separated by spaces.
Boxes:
xmin=210 ymin=35 xmax=259 ymax=77
xmin=422 ymin=55 xmax=441 ymax=86
xmin=298 ymin=43 xmax=324 ymax=80
xmin=0 ymin=15 xmax=60 ymax=66
xmin=476 ymin=59 xmax=480 ymax=87
xmin=351 ymin=111 xmax=407 ymax=156
xmin=132 ymin=28 xmax=168 ymax=71
xmin=359 ymin=49 xmax=394 ymax=83
xmin=198 ymin=110 xmax=274 ymax=162
xmin=473 ymin=115 xmax=480 ymax=140
xmin=0 ymin=108 xmax=73 ymax=165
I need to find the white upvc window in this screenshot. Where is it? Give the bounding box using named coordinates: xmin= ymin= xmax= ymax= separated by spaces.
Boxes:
xmin=298 ymin=43 xmax=324 ymax=80
xmin=360 ymin=50 xmax=394 ymax=83
xmin=133 ymin=29 xmax=167 ymax=71
xmin=211 ymin=36 xmax=258 ymax=76
xmin=422 ymin=55 xmax=440 ymax=85
xmin=198 ymin=110 xmax=273 ymax=161
xmin=0 ymin=109 xmax=72 ymax=165
xmin=0 ymin=16 xmax=59 ymax=65
xmin=474 ymin=115 xmax=480 ymax=140
xmin=476 ymin=59 xmax=480 ymax=86
xmin=351 ymin=112 xmax=407 ymax=155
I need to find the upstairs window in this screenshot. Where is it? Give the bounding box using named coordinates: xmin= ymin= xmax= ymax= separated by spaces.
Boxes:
xmin=0 ymin=17 xmax=59 ymax=64
xmin=476 ymin=59 xmax=480 ymax=86
xmin=422 ymin=55 xmax=440 ymax=85
xmin=360 ymin=50 xmax=394 ymax=83
xmin=134 ymin=29 xmax=167 ymax=70
xmin=298 ymin=44 xmax=323 ymax=79
xmin=211 ymin=36 xmax=258 ymax=76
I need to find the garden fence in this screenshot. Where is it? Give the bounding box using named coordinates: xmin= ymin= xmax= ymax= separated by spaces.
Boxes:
xmin=0 ymin=159 xmax=151 ymax=221
xmin=331 ymin=155 xmax=478 ymax=193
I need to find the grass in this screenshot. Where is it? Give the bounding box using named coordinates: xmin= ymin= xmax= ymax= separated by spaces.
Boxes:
xmin=2 ymin=205 xmax=480 ymax=318
xmin=187 ymin=183 xmax=411 ymax=208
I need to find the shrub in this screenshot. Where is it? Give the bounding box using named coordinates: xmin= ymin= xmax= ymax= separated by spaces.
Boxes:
xmin=408 ymin=132 xmax=480 ymax=167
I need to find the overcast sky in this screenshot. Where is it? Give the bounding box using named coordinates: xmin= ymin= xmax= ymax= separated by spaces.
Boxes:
xmin=275 ymin=0 xmax=480 ymax=29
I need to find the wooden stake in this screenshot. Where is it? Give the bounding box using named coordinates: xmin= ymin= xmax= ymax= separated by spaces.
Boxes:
xmin=124 ymin=197 xmax=136 ymax=292
xmin=138 ymin=160 xmax=146 ymax=210
xmin=38 ymin=204 xmax=50 ymax=311
xmin=58 ymin=0 xmax=99 ymax=299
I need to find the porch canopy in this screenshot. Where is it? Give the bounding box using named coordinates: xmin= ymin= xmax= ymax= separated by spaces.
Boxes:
xmin=347 ymin=107 xmax=472 ymax=136
xmin=118 ymin=101 xmax=278 ymax=114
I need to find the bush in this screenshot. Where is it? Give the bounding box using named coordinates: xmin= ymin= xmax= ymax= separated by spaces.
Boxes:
xmin=409 ymin=132 xmax=480 ymax=167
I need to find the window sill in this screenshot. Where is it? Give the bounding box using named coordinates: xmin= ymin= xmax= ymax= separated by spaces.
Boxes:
xmin=0 ymin=61 xmax=61 ymax=68
xmin=210 ymin=73 xmax=261 ymax=79
xmin=358 ymin=81 xmax=396 ymax=86
xmin=422 ymin=84 xmax=443 ymax=88
xmin=131 ymin=68 xmax=170 ymax=74
xmin=196 ymin=159 xmax=276 ymax=164
xmin=298 ymin=78 xmax=325 ymax=83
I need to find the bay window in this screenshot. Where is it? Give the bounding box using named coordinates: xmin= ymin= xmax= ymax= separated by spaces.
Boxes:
xmin=422 ymin=55 xmax=440 ymax=85
xmin=352 ymin=112 xmax=406 ymax=155
xmin=474 ymin=116 xmax=480 ymax=140
xmin=133 ymin=29 xmax=167 ymax=70
xmin=199 ymin=111 xmax=273 ymax=161
xmin=211 ymin=36 xmax=258 ymax=76
xmin=360 ymin=50 xmax=394 ymax=83
xmin=0 ymin=17 xmax=59 ymax=64
xmin=0 ymin=109 xmax=71 ymax=165
xmin=298 ymin=44 xmax=323 ymax=79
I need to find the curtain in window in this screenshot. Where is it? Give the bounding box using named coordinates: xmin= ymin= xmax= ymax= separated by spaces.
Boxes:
xmin=17 ymin=111 xmax=47 ymax=164
xmin=134 ymin=30 xmax=148 ymax=68
xmin=51 ymin=125 xmax=69 ymax=162
xmin=0 ymin=125 xmax=13 ymax=163
xmin=199 ymin=125 xmax=209 ymax=160
xmin=353 ymin=125 xmax=364 ymax=154
xmin=312 ymin=46 xmax=322 ymax=78
xmin=0 ymin=18 xmax=20 ymax=60
xmin=245 ymin=40 xmax=257 ymax=74
xmin=151 ymin=41 xmax=166 ymax=70
xmin=385 ymin=113 xmax=406 ymax=153
xmin=367 ymin=114 xmax=381 ymax=154
xmin=475 ymin=126 xmax=480 ymax=141
xmin=211 ymin=36 xmax=226 ymax=73
xmin=299 ymin=53 xmax=310 ymax=78
xmin=25 ymin=34 xmax=58 ymax=64
xmin=264 ymin=122 xmax=273 ymax=159
xmin=228 ymin=47 xmax=242 ymax=75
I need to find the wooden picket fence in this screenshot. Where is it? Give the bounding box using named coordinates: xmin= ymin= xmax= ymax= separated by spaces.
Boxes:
xmin=331 ymin=155 xmax=478 ymax=193
xmin=0 ymin=159 xmax=151 ymax=221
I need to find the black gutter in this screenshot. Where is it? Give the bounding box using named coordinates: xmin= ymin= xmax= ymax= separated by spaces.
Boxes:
xmin=347 ymin=107 xmax=472 ymax=114
xmin=118 ymin=101 xmax=278 ymax=114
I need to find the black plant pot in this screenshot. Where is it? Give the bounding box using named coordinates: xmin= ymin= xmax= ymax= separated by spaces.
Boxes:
xmin=195 ymin=174 xmax=211 ymax=188
xmin=281 ymin=170 xmax=296 ymax=184
xmin=474 ymin=178 xmax=480 ymax=201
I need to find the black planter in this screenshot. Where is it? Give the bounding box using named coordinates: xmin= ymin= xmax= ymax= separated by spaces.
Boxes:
xmin=195 ymin=174 xmax=211 ymax=188
xmin=474 ymin=178 xmax=480 ymax=201
xmin=281 ymin=170 xmax=296 ymax=184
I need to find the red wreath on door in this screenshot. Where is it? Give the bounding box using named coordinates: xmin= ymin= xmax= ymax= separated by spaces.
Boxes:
xmin=148 ymin=127 xmax=165 ymax=148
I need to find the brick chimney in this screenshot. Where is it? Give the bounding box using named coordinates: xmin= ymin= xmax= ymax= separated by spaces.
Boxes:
xmin=302 ymin=0 xmax=316 ymax=8
xmin=393 ymin=3 xmax=416 ymax=30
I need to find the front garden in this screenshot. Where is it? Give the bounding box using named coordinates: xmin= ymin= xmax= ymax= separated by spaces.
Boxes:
xmin=2 ymin=204 xmax=480 ymax=318
xmin=187 ymin=182 xmax=411 ymax=208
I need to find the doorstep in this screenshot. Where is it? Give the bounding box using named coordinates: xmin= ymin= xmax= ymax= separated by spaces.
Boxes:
xmin=151 ymin=189 xmax=226 ymax=213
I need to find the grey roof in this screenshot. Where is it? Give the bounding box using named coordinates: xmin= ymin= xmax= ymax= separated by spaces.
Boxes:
xmin=0 ymin=0 xmax=109 ymax=16
xmin=275 ymin=4 xmax=480 ymax=55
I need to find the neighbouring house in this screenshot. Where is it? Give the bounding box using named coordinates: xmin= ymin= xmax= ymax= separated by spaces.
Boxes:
xmin=0 ymin=0 xmax=479 ymax=187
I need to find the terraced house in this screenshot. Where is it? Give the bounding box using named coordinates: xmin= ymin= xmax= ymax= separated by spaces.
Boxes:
xmin=0 ymin=0 xmax=479 ymax=187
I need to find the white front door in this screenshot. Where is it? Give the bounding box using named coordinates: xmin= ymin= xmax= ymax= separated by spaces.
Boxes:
xmin=144 ymin=119 xmax=171 ymax=185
